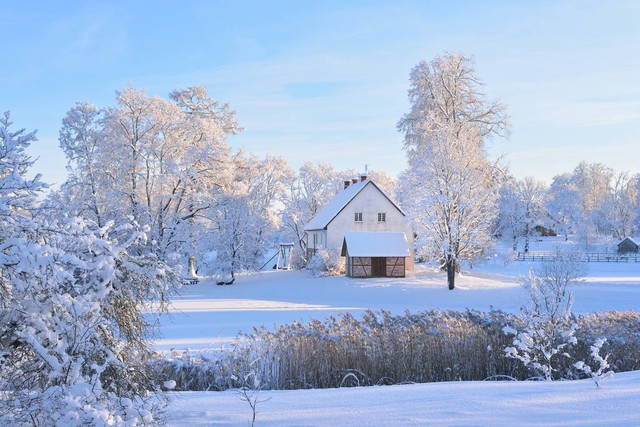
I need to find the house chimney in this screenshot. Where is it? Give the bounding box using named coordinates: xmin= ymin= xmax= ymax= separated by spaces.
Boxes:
xmin=344 ymin=180 xmax=351 ymax=189
xmin=360 ymin=175 xmax=367 ymax=182
xmin=351 ymin=178 xmax=359 ymax=185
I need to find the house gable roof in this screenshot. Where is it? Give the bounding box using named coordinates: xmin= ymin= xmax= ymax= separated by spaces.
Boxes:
xmin=303 ymin=179 xmax=404 ymax=231
xmin=617 ymin=237 xmax=639 ymax=247
xmin=341 ymin=232 xmax=410 ymax=257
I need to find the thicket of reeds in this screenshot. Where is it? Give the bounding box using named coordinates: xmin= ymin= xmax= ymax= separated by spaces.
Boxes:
xmin=152 ymin=309 xmax=640 ymax=391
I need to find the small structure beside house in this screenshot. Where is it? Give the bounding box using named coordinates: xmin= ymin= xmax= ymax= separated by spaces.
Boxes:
xmin=342 ymin=232 xmax=410 ymax=277
xmin=183 ymin=256 xmax=199 ymax=285
xmin=304 ymin=174 xmax=414 ymax=275
xmin=617 ymin=237 xmax=639 ymax=254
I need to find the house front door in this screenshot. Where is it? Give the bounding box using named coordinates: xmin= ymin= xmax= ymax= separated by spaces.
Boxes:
xmin=371 ymin=257 xmax=386 ymax=277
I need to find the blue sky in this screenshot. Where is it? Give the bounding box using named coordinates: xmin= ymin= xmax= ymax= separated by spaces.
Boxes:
xmin=2 ymin=0 xmax=639 ymax=186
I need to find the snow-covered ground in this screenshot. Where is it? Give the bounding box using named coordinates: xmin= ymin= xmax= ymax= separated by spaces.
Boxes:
xmin=158 ymin=245 xmax=640 ymax=425
xmin=167 ymin=370 xmax=640 ymax=426
xmin=154 ymin=261 xmax=640 ymax=352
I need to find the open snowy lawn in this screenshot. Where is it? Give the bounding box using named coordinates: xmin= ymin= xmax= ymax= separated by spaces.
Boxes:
xmin=166 ymin=370 xmax=640 ymax=426
xmin=153 ymin=261 xmax=640 ymax=352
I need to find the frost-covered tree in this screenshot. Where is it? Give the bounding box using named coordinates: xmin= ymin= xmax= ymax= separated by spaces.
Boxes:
xmin=58 ymin=102 xmax=107 ymax=226
xmin=281 ymin=162 xmax=340 ymax=265
xmin=367 ymin=169 xmax=397 ymax=196
xmin=573 ymin=337 xmax=614 ymax=388
xmin=547 ymin=162 xmax=633 ymax=245
xmin=201 ymin=154 xmax=292 ymax=279
xmin=603 ymin=171 xmax=638 ymax=239
xmin=0 ymin=113 xmax=178 ymax=424
xmin=397 ymin=52 xmax=509 ymax=289
xmin=497 ymin=176 xmax=548 ymax=252
xmin=546 ymin=172 xmax=580 ymax=241
xmin=57 ymin=86 xmax=239 ymax=262
xmin=570 ymin=162 xmax=614 ymax=246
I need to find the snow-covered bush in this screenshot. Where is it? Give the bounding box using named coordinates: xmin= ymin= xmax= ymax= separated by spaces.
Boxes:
xmin=504 ymin=252 xmax=587 ymax=380
xmin=290 ymin=247 xmax=309 ymax=270
xmin=574 ymin=338 xmax=614 ymax=388
xmin=306 ymin=249 xmax=345 ymax=276
xmin=575 ymin=311 xmax=640 ymax=372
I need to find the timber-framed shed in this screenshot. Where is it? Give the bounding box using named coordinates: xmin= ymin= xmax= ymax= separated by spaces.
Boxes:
xmin=341 ymin=232 xmax=411 ymax=278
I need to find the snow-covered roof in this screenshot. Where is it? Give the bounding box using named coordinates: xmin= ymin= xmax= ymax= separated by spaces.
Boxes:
xmin=304 ymin=180 xmax=404 ymax=231
xmin=618 ymin=236 xmax=639 ymax=246
xmin=342 ymin=232 xmax=410 ymax=257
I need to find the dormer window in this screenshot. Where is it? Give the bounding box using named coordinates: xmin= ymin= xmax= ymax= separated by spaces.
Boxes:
xmin=354 ymin=212 xmax=363 ymax=222
xmin=378 ymin=212 xmax=386 ymax=222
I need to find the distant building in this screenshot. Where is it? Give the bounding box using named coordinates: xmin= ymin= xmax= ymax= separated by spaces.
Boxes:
xmin=304 ymin=175 xmax=413 ymax=275
xmin=617 ymin=237 xmax=639 ymax=254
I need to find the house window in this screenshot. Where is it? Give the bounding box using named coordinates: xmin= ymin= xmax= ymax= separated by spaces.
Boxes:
xmin=354 ymin=212 xmax=363 ymax=222
xmin=378 ymin=212 xmax=386 ymax=222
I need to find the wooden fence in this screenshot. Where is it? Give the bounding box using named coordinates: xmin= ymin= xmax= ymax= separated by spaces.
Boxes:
xmin=516 ymin=251 xmax=640 ymax=263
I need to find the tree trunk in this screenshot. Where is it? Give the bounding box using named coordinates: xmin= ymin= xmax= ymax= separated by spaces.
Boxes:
xmin=446 ymin=255 xmax=456 ymax=290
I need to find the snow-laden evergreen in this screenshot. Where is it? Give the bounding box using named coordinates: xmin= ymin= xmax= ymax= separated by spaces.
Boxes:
xmin=0 ymin=113 xmax=178 ymax=425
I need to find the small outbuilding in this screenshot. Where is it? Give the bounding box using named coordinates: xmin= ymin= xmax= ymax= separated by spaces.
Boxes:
xmin=617 ymin=237 xmax=639 ymax=254
xmin=341 ymin=232 xmax=411 ymax=278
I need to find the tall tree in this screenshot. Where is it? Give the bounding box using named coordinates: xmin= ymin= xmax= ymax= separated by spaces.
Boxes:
xmin=604 ymin=171 xmax=638 ymax=239
xmin=397 ymin=52 xmax=509 ymax=290
xmin=497 ymin=176 xmax=548 ymax=252
xmin=546 ymin=172 xmax=580 ymax=241
xmin=547 ymin=162 xmax=615 ymax=248
xmin=57 ymin=85 xmax=239 ymax=263
xmin=281 ymin=162 xmax=340 ymax=264
xmin=200 ymin=153 xmax=292 ymax=278
xmin=58 ymin=102 xmax=106 ymax=226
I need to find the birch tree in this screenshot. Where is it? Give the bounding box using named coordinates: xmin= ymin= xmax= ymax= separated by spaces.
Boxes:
xmin=397 ymin=52 xmax=509 ymax=289
xmin=505 ymin=252 xmax=587 ymax=381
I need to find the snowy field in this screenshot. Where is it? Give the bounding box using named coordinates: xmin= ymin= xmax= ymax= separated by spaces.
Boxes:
xmin=154 ymin=261 xmax=640 ymax=352
xmin=158 ymin=247 xmax=640 ymax=425
xmin=168 ymin=370 xmax=640 ymax=426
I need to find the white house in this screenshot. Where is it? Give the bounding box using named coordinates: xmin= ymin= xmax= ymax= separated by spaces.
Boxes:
xmin=304 ymin=175 xmax=414 ymax=275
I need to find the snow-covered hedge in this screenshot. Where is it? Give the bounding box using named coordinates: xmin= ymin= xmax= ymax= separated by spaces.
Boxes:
xmin=152 ymin=310 xmax=640 ymax=391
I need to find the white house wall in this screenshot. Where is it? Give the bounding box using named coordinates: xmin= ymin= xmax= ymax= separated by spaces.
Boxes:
xmin=308 ymin=230 xmax=327 ymax=254
xmin=326 ymin=183 xmax=412 ymax=252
